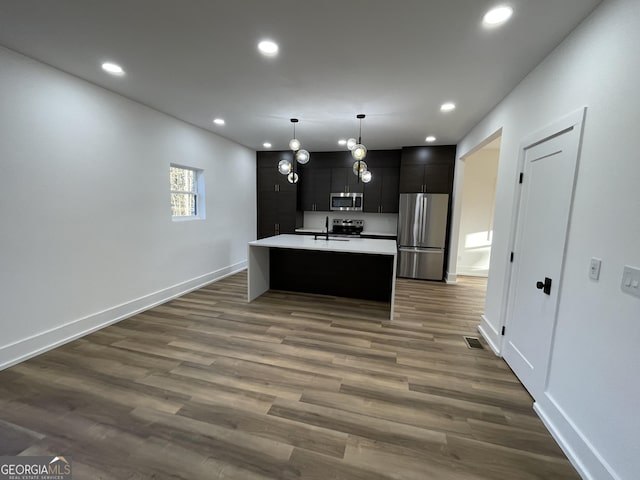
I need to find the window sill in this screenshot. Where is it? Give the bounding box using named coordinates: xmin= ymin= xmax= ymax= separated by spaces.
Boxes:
xmin=171 ymin=216 xmax=204 ymax=222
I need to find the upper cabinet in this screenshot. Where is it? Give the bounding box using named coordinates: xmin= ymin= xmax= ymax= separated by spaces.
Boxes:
xmin=257 ymin=151 xmax=297 ymax=193
xmin=399 ymin=146 xmax=456 ymax=194
xmin=330 ymin=167 xmax=364 ymax=194
xmin=299 ymin=167 xmax=331 ymax=212
xmin=297 ymin=150 xmax=400 ymax=212
xmin=363 ymin=167 xmax=400 ymax=213
xmin=258 ymin=148 xmax=412 ymax=217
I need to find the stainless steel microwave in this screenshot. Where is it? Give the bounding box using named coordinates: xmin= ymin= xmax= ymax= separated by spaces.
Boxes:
xmin=330 ymin=192 xmax=363 ymax=211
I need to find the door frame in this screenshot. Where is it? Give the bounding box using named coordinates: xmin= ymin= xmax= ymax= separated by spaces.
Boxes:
xmin=500 ymin=107 xmax=586 ymax=396
xmin=447 ymin=128 xmax=502 ymax=284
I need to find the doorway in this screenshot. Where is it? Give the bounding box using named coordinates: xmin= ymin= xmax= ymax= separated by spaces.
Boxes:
xmin=456 ymin=138 xmax=501 ymax=277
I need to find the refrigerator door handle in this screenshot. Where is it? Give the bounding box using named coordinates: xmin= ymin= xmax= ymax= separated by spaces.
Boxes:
xmin=421 ymin=195 xmax=429 ymax=246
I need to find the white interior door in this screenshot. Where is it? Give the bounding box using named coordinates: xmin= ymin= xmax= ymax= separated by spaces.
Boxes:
xmin=503 ymin=110 xmax=585 ymax=398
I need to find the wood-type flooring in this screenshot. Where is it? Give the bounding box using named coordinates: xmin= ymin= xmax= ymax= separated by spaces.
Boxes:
xmin=0 ymin=272 xmax=580 ymax=479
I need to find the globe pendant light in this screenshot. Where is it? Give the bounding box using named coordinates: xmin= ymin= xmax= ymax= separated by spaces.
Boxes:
xmin=352 ymin=114 xmax=370 ymax=182
xmin=289 ymin=118 xmax=300 ymax=152
xmin=279 ymin=118 xmax=311 ymax=183
xmin=351 ymin=114 xmax=367 ymax=161
xmin=352 ymin=160 xmax=368 ymax=176
xmin=278 ymin=159 xmax=292 ymax=175
xmin=361 ymin=170 xmax=372 ymax=183
xmin=296 ymin=149 xmax=310 ymax=164
xmin=289 ymin=138 xmax=301 ymax=151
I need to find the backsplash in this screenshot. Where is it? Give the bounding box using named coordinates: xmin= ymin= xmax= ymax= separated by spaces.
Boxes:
xmin=303 ymin=211 xmax=398 ymax=235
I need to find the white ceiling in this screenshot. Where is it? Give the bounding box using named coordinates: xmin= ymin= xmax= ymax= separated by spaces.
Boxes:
xmin=0 ymin=0 xmax=601 ymax=152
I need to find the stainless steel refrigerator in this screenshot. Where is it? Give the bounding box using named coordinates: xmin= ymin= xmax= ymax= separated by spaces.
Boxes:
xmin=397 ymin=193 xmax=449 ymax=280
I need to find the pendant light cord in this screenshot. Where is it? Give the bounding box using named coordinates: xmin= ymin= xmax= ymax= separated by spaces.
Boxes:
xmin=292 ymin=121 xmax=296 ymax=175
xmin=357 ymin=117 xmax=363 ymax=182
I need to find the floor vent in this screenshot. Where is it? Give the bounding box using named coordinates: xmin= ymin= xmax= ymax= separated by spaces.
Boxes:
xmin=463 ymin=336 xmax=484 ymax=350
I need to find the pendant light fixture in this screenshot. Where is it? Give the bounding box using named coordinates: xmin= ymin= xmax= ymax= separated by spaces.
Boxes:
xmin=352 ymin=114 xmax=367 ymax=161
xmin=351 ymin=114 xmax=372 ymax=183
xmin=277 ymin=118 xmax=311 ymax=184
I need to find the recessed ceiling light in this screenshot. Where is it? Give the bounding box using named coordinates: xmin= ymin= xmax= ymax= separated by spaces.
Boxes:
xmin=101 ymin=62 xmax=125 ymax=76
xmin=440 ymin=102 xmax=456 ymax=112
xmin=213 ymin=118 xmax=225 ymax=125
xmin=263 ymin=142 xmax=272 ymax=148
xmin=338 ymin=139 xmax=347 ymax=146
xmin=258 ymin=40 xmax=279 ymax=57
xmin=483 ymin=5 xmax=513 ymax=27
xmin=425 ymin=136 xmax=436 ymax=143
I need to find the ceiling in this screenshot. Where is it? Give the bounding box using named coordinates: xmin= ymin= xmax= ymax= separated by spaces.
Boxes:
xmin=0 ymin=0 xmax=601 ymax=152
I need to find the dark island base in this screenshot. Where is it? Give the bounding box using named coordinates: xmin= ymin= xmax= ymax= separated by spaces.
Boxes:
xmin=269 ymin=248 xmax=394 ymax=302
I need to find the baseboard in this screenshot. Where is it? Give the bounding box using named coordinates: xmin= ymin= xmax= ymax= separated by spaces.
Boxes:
xmin=445 ymin=271 xmax=457 ymax=284
xmin=534 ymin=394 xmax=620 ymax=480
xmin=456 ymin=269 xmax=489 ymax=277
xmin=478 ymin=314 xmax=502 ymax=356
xmin=0 ymin=261 xmax=247 ymax=371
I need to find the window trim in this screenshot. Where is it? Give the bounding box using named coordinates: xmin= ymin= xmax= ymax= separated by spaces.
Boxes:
xmin=170 ymin=164 xmax=205 ymax=221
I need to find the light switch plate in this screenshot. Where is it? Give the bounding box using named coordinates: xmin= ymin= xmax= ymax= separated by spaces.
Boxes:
xmin=589 ymin=257 xmax=602 ymax=280
xmin=621 ymin=265 xmax=640 ymax=298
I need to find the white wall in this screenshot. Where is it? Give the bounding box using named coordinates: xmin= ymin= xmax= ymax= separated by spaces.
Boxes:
xmin=456 ymin=148 xmax=499 ymax=276
xmin=452 ymin=0 xmax=640 ymax=478
xmin=0 ymin=47 xmax=256 ymax=369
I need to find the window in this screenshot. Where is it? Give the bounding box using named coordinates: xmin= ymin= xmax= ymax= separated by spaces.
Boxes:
xmin=170 ymin=165 xmax=204 ymax=219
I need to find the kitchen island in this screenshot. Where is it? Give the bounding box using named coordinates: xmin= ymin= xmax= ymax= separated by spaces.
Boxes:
xmin=248 ymin=234 xmax=397 ymax=320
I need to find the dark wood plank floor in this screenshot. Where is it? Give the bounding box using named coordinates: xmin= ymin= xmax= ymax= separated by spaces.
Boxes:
xmin=0 ymin=272 xmax=579 ymax=479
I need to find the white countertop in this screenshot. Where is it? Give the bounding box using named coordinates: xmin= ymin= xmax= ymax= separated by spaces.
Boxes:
xmin=294 ymin=228 xmax=397 ymax=237
xmin=249 ymin=234 xmax=397 ymax=256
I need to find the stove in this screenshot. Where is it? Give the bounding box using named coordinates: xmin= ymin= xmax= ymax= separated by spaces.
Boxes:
xmin=332 ymin=219 xmax=364 ymax=236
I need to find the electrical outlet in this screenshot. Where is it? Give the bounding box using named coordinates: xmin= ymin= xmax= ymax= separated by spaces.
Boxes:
xmin=621 ymin=265 xmax=640 ymax=299
xmin=589 ymin=258 xmax=602 ymax=280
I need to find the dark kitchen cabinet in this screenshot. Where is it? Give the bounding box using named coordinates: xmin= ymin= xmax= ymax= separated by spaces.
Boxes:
xmin=300 ymin=168 xmax=331 ymax=211
xmin=256 ymin=151 xmax=299 ymax=239
xmin=258 ymin=190 xmax=297 ymax=238
xmin=330 ymin=167 xmax=365 ymax=194
xmin=399 ymin=146 xmax=456 ymax=194
xmin=398 ymin=165 xmax=424 ymax=193
xmin=363 ymin=167 xmax=400 ymax=213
